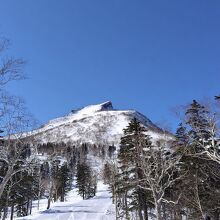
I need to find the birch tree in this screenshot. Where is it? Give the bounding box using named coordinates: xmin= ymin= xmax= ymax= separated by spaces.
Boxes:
xmin=0 ymin=37 xmax=36 ymax=200
xmin=139 ymin=139 xmax=184 ymax=220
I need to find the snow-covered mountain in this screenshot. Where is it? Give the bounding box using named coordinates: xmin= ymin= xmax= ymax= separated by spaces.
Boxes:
xmin=28 ymin=101 xmax=169 ymax=146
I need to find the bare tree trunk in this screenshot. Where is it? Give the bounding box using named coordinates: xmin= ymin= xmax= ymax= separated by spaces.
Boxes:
xmin=10 ymin=204 xmax=14 ymax=220
xmin=56 ymin=189 xmax=58 ymax=201
xmin=29 ymin=199 xmax=32 ymax=215
xmin=143 ymin=203 xmax=148 ymax=220
xmin=195 ymin=172 xmax=206 ymax=220
xmin=2 ymin=207 xmax=8 ymax=220
xmin=47 ymin=189 xmax=52 ymax=210
xmin=115 ymin=193 xmax=119 ymax=220
xmin=47 ymin=182 xmax=53 ymax=210
xmin=124 ymin=192 xmax=129 ymax=220
xmin=26 ymin=199 xmax=30 ymax=216
xmin=61 ymin=187 xmax=64 ymax=202
xmin=162 ymin=203 xmax=167 ymax=220
xmin=137 ymin=190 xmax=144 ymax=220
xmin=156 ymin=206 xmax=163 ymax=220
xmin=47 ymin=197 xmax=51 ymax=210
xmin=0 ymin=168 xmax=13 ymax=199
xmin=154 ymin=198 xmax=163 ymax=220
xmin=37 ymin=190 xmax=40 ymax=210
xmin=2 ymin=183 xmax=11 ymax=220
xmin=37 ymin=175 xmax=41 ymax=210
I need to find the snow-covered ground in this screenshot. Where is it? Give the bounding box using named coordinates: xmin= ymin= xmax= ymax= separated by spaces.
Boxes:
xmin=16 ymin=182 xmax=115 ymax=220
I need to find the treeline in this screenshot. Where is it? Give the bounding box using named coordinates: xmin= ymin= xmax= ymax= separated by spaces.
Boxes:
xmin=0 ymin=153 xmax=72 ymax=219
xmin=0 ymin=141 xmax=100 ymax=219
xmin=103 ymin=97 xmax=220 ymax=220
xmin=37 ymin=142 xmax=116 ymax=161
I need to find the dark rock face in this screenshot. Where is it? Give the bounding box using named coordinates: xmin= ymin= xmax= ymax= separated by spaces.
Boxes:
xmin=99 ymin=101 xmax=113 ymax=111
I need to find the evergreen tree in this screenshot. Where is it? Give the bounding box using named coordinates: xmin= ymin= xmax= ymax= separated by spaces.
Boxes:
xmin=185 ymin=100 xmax=210 ymax=144
xmin=116 ymin=118 xmax=151 ymax=220
xmin=175 ymin=123 xmax=188 ymax=146
xmin=76 ymin=161 xmax=97 ymax=200
xmin=103 ymin=162 xmax=115 ymax=200
xmin=175 ymin=100 xmax=220 ymax=219
xmin=56 ymin=163 xmax=71 ymax=202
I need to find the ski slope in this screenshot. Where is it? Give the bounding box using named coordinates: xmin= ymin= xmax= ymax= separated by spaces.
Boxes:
xmin=16 ymin=182 xmax=115 ymax=220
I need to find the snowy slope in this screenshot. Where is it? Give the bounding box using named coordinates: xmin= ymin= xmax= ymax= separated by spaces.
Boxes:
xmin=26 ymin=101 xmax=169 ymax=145
xmin=16 ymin=182 xmax=115 ymax=220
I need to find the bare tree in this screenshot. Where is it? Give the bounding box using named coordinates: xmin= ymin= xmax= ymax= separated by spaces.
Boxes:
xmin=0 ymin=37 xmax=36 ymax=200
xmin=139 ymin=140 xmax=185 ymax=220
xmin=0 ymin=38 xmax=25 ymax=87
xmin=0 ymin=98 xmax=36 ymax=199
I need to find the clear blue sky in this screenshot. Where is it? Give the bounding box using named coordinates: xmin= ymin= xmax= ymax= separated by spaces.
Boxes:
xmin=0 ymin=0 xmax=220 ymax=130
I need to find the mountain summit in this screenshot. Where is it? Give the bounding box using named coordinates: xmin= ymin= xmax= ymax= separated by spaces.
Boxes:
xmin=71 ymin=101 xmax=113 ymax=115
xmin=29 ymin=101 xmax=167 ymax=145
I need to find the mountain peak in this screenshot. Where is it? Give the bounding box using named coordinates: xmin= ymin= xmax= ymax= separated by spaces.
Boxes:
xmin=98 ymin=101 xmax=113 ymax=111
xmin=70 ymin=101 xmax=113 ymax=115
xmin=71 ymin=101 xmax=113 ymax=116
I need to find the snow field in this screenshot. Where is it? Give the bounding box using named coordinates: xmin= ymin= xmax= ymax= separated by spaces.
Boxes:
xmin=16 ymin=182 xmax=115 ymax=220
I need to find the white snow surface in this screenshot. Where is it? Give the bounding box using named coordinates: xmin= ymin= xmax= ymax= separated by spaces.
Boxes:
xmin=25 ymin=101 xmax=169 ymax=145
xmin=16 ymin=181 xmax=115 ymax=220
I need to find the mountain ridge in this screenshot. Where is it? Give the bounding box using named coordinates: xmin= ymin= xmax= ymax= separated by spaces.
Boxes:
xmin=27 ymin=101 xmax=170 ymax=146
